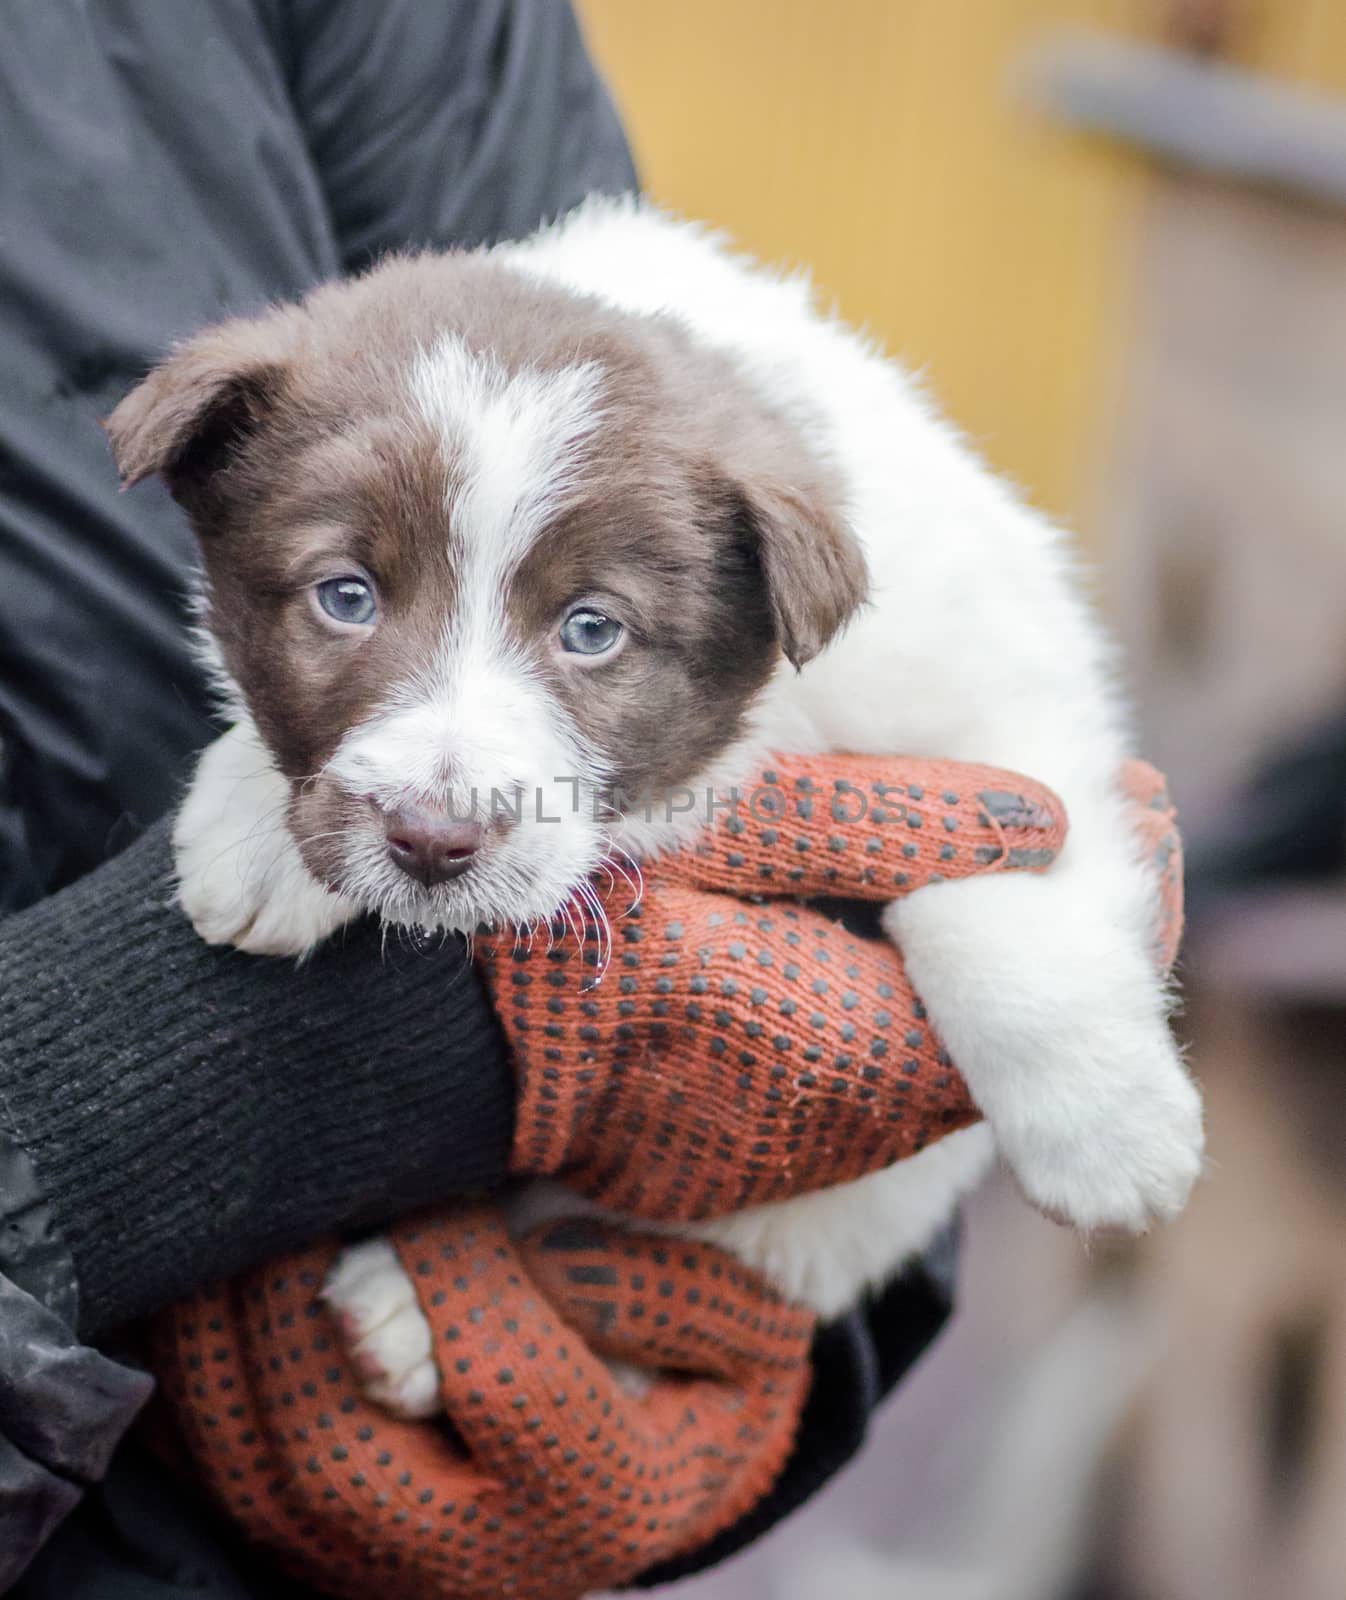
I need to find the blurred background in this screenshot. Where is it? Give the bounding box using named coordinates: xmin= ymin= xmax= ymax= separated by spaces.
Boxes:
xmin=579 ymin=3 xmax=1346 ymax=1598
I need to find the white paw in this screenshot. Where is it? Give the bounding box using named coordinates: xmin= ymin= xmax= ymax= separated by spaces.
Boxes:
xmin=173 ymin=721 xmax=356 ymax=957
xmin=997 ymin=1036 xmax=1205 ymax=1233
xmin=606 ymin=1360 xmax=655 ymax=1400
xmin=323 ymin=1239 xmax=441 ymax=1420
xmin=887 ymin=866 xmax=1205 ymax=1239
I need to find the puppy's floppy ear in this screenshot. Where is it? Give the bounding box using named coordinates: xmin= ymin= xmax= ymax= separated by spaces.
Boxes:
xmin=103 ymin=315 xmax=294 ymax=507
xmin=732 ymin=474 xmax=869 ymax=671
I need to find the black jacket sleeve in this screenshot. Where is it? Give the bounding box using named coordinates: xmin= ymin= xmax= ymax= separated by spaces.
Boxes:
xmin=0 ymin=821 xmax=512 ymax=1589
xmin=0 ymin=822 xmax=512 ymax=1344
xmin=274 ymin=0 xmax=638 ymax=268
xmin=0 ymin=1275 xmax=153 ymax=1594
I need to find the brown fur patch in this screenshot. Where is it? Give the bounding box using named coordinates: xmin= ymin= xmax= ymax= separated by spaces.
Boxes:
xmin=106 ymin=249 xmax=869 ymax=880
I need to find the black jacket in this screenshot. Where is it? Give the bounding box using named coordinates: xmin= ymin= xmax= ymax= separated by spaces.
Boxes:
xmin=0 ymin=3 xmax=954 ymax=1592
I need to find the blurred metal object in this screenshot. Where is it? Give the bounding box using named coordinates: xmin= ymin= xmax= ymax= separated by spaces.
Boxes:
xmin=1025 ymin=30 xmax=1346 ymax=210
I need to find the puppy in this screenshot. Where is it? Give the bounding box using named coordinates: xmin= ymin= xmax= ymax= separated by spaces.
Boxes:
xmin=107 ymin=197 xmax=1203 ymax=1417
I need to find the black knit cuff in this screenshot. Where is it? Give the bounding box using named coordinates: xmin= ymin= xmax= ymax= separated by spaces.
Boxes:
xmin=0 ymin=822 xmax=513 ymax=1338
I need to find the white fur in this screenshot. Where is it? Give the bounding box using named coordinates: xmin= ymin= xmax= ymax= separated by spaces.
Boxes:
xmin=173 ymin=719 xmax=356 ymax=956
xmin=411 ymin=335 xmax=605 ymax=575
xmin=694 ymin=1127 xmax=997 ymax=1316
xmin=321 ymin=1238 xmax=440 ymax=1419
xmin=181 ymin=344 xmax=618 ymax=943
xmin=319 ymin=630 xmax=606 ymax=933
xmin=498 ymin=198 xmax=1202 ymax=1291
xmin=173 ymin=198 xmax=1203 ymax=1402
xmin=327 ymin=341 xmax=616 ymax=933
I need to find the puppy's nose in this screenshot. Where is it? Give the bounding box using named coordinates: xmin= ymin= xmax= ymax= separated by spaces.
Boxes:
xmin=382 ymin=806 xmax=483 ymax=886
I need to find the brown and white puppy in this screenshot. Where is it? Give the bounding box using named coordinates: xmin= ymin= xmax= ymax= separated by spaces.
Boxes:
xmin=109 ymin=253 xmax=861 ymax=947
xmin=108 ymin=198 xmax=1202 ymax=1416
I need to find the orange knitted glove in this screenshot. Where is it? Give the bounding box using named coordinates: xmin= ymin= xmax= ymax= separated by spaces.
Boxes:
xmin=149 ymin=756 xmax=1180 ymax=1599
xmin=151 ymin=1205 xmax=814 ymax=1600
xmin=488 ymin=752 xmax=1077 ymax=1221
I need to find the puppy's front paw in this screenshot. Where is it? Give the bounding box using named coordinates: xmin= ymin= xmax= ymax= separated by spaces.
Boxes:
xmin=999 ymin=1034 xmax=1205 ymax=1233
xmin=323 ymin=1238 xmax=441 ymax=1421
xmin=889 ymin=865 xmax=1204 ymax=1238
xmin=174 ymin=721 xmax=355 ymax=957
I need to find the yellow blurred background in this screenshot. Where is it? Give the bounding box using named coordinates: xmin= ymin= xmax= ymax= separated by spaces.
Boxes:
xmin=580 ymin=0 xmax=1346 ymax=534
xmin=578 ymin=8 xmax=1346 ymax=1600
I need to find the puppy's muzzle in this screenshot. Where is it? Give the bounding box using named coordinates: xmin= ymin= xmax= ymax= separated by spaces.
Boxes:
xmin=380 ymin=803 xmax=483 ymax=887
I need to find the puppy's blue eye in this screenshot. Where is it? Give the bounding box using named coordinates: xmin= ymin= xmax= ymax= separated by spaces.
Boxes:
xmin=316 ymin=576 xmax=377 ymax=626
xmin=560 ymin=609 xmax=622 ymax=656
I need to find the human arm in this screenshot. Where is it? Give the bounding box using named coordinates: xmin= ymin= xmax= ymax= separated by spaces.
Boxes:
xmin=0 ymin=818 xmax=511 ymax=1588
xmin=150 ymin=750 xmax=1175 ymax=1596
xmin=488 ymin=752 xmax=1074 ymax=1217
xmin=306 ymin=754 xmax=1175 ymax=1586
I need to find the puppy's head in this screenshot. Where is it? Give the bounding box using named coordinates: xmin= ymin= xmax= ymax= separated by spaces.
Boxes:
xmin=106 ymin=253 xmax=867 ymax=930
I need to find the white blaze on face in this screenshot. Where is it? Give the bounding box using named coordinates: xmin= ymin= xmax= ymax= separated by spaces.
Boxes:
xmin=414 ymin=333 xmax=607 ymax=589
xmin=324 ymin=336 xmax=613 ymax=927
